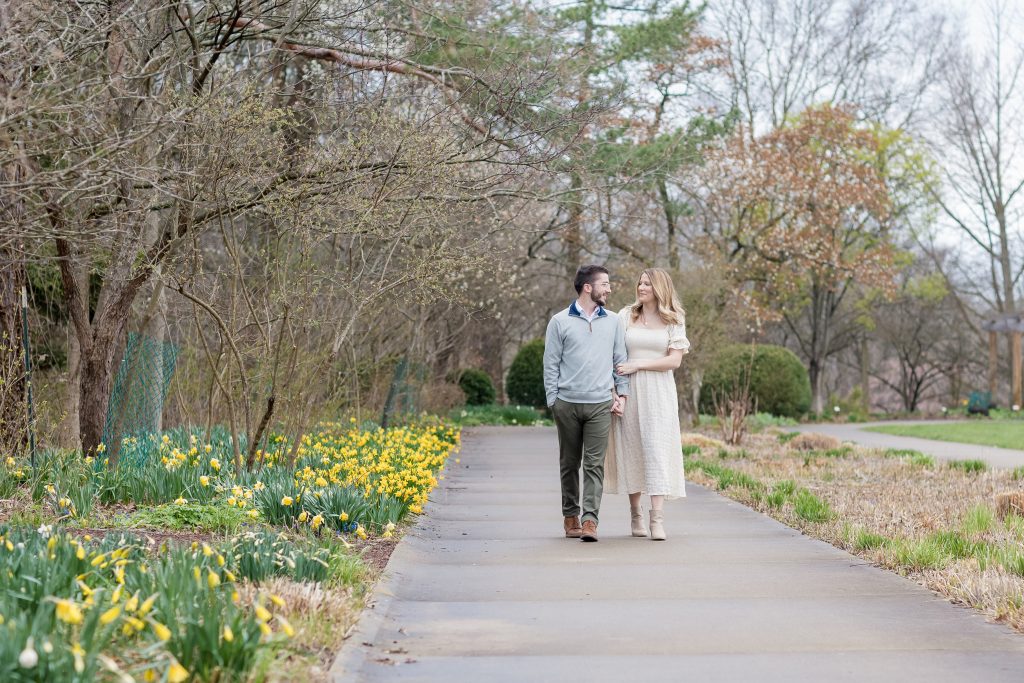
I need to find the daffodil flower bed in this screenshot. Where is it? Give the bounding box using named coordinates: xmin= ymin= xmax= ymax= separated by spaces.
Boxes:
xmin=6 ymin=422 xmax=459 ymax=538
xmin=0 ymin=421 xmax=460 ymax=680
xmin=0 ymin=527 xmax=323 ymax=682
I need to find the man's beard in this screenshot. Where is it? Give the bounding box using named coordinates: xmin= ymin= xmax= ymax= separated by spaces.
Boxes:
xmin=592 ymin=290 xmax=608 ymax=307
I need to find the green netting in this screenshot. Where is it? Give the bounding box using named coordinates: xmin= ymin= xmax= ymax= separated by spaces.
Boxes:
xmin=380 ymin=357 xmax=425 ymax=427
xmin=103 ymin=332 xmax=179 ymax=463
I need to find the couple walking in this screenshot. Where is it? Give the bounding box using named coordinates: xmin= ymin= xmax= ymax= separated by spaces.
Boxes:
xmin=543 ymin=265 xmax=690 ymax=542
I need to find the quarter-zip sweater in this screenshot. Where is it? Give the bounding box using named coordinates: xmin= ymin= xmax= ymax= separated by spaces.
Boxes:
xmin=543 ymin=301 xmax=630 ymax=407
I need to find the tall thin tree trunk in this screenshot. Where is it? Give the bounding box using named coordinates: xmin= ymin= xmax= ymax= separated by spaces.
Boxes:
xmin=0 ymin=246 xmax=27 ymax=453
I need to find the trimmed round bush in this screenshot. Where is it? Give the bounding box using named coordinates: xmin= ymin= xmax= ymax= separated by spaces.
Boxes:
xmin=506 ymin=339 xmax=546 ymax=408
xmin=455 ymin=368 xmax=496 ymax=406
xmin=699 ymin=344 xmax=811 ymax=419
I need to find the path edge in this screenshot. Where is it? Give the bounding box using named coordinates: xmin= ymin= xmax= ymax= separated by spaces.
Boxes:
xmin=328 ymin=531 xmax=413 ymax=681
xmin=328 ymin=432 xmax=463 ymax=680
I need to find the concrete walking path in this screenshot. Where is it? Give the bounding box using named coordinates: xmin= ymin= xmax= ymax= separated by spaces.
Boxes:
xmin=332 ymin=426 xmax=1024 ymax=682
xmin=792 ymin=420 xmax=1024 ymax=469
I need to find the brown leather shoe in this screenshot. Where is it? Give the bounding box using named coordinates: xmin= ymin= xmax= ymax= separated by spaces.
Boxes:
xmin=580 ymin=519 xmax=598 ymax=542
xmin=563 ymin=516 xmax=583 ymax=538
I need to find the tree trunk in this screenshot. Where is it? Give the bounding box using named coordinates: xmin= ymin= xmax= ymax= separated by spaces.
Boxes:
xmin=60 ymin=266 xmax=88 ymax=450
xmin=809 ymin=358 xmax=825 ymax=414
xmin=859 ymin=335 xmax=870 ymax=413
xmin=658 ymin=177 xmax=680 ymax=270
xmin=79 ymin=348 xmax=116 ymax=454
xmin=0 ymin=247 xmax=27 ymax=453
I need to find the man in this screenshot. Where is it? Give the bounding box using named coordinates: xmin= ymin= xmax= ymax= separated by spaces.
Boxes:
xmin=543 ymin=265 xmax=629 ymax=542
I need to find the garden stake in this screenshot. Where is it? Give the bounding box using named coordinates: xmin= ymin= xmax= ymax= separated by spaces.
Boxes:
xmin=21 ymin=286 xmax=36 ymax=468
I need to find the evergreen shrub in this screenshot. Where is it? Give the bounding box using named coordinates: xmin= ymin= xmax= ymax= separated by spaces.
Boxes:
xmin=455 ymin=368 xmax=496 ymax=406
xmin=506 ymin=339 xmax=546 ymax=407
xmin=699 ymin=344 xmax=811 ymax=419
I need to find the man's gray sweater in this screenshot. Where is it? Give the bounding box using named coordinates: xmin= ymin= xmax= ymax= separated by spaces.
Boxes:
xmin=543 ymin=301 xmax=629 ymax=407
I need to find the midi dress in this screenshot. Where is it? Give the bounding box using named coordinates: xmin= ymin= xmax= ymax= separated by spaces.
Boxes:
xmin=605 ymin=309 xmax=690 ymax=498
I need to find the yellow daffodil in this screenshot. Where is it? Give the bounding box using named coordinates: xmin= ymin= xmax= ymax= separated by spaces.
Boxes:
xmin=100 ymin=606 xmax=121 ymax=625
xmin=174 ymin=497 xmax=187 ymax=505
xmin=209 ymin=458 xmax=221 ymax=471
xmin=277 ymin=615 xmax=295 ymax=637
xmin=281 ymin=496 xmax=293 ymax=506
xmin=223 ymin=625 xmax=234 ymax=642
xmin=199 ymin=476 xmax=210 ymax=487
xmin=207 ymin=570 xmax=220 ymax=589
xmin=55 ymin=599 xmax=84 ymax=625
xmin=167 ymin=661 xmax=188 ymax=683
xmin=297 ymin=511 xmax=308 ymax=523
xmin=138 ymin=594 xmax=157 ymax=617
xmin=152 ymin=621 xmax=172 ymax=641
xmin=255 ymin=604 xmax=272 ymax=622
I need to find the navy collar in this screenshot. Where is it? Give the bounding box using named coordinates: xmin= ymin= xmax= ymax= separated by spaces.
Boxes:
xmin=569 ymin=300 xmax=607 ymax=318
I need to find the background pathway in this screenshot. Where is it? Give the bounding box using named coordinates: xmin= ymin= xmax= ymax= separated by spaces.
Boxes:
xmin=332 ymin=426 xmax=1024 ymax=682
xmin=792 ymin=421 xmax=1024 ymax=469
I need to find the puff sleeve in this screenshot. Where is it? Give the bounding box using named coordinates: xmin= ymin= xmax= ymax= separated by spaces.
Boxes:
xmin=668 ymin=320 xmax=690 ymax=353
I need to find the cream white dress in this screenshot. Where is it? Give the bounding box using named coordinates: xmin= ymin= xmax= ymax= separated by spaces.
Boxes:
xmin=605 ymin=308 xmax=690 ymax=498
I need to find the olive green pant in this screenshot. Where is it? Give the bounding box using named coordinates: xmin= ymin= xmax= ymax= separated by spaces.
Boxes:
xmin=552 ymin=398 xmax=613 ymax=524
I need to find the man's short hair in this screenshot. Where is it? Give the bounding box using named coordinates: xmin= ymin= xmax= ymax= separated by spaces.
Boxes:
xmin=574 ymin=265 xmax=609 ymax=295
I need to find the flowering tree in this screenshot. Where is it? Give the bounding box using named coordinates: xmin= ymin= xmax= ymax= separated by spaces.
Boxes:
xmin=695 ymin=104 xmax=901 ymax=412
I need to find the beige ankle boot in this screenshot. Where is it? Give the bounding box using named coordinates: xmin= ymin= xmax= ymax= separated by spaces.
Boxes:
xmin=631 ymin=507 xmax=647 ymax=537
xmin=649 ymin=510 xmax=666 ymax=541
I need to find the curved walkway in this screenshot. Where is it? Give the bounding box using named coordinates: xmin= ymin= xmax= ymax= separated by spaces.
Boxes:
xmin=792 ymin=421 xmax=1024 ymax=469
xmin=332 ymin=426 xmax=1024 ymax=682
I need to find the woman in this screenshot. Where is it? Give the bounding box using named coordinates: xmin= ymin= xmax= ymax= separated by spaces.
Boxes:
xmin=605 ymin=268 xmax=689 ymax=540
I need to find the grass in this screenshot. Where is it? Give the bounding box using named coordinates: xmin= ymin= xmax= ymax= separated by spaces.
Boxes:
xmin=866 ymin=421 xmax=1024 ymax=450
xmin=882 ymin=448 xmax=936 ymax=468
xmin=792 ymin=489 xmax=834 ymax=522
xmin=121 ymin=502 xmax=255 ymax=533
xmin=449 ymin=404 xmax=551 ymax=426
xmin=949 ymin=459 xmax=988 ymax=474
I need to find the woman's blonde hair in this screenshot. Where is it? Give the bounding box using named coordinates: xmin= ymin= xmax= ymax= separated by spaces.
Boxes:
xmin=628 ymin=268 xmax=685 ymax=325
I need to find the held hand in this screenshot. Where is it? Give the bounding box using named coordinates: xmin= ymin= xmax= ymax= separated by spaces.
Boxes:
xmin=610 ymin=395 xmax=626 ymax=416
xmin=616 ymin=361 xmax=640 ymax=375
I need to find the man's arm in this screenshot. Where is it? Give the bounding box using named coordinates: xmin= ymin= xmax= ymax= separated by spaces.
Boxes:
xmin=543 ymin=317 xmax=562 ymax=407
xmin=612 ymin=316 xmax=629 ymax=398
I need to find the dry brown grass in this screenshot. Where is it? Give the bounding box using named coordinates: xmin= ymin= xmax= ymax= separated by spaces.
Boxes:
xmin=996 ymin=491 xmax=1024 ymax=520
xmin=687 ymin=430 xmax=1024 ymax=634
xmin=786 ymin=431 xmax=842 ymax=451
xmin=681 ymin=433 xmax=726 ymax=450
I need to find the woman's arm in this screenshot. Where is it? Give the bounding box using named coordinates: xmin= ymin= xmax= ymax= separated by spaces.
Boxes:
xmin=616 ymin=348 xmax=685 ymax=375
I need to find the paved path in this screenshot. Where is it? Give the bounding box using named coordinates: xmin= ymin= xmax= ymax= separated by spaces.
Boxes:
xmin=332 ymin=426 xmax=1024 ymax=682
xmin=792 ymin=421 xmax=1024 ymax=469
